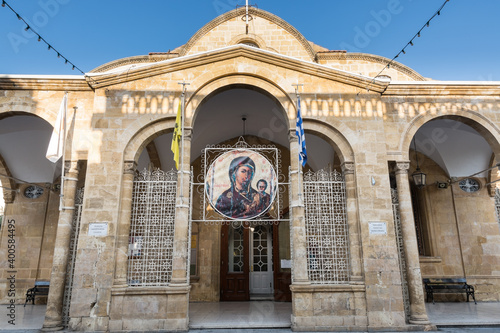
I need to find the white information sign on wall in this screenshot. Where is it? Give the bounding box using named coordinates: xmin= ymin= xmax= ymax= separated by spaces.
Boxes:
xmin=88 ymin=222 xmax=108 ymax=236
xmin=369 ymin=222 xmax=387 ymax=235
xmin=281 ymin=259 xmax=292 ymax=269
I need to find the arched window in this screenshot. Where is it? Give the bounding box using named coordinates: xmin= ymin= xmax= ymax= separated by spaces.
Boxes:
xmin=239 ymin=41 xmax=259 ymax=48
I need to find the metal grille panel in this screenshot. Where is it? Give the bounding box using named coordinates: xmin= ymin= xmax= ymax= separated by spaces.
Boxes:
xmin=127 ymin=169 xmax=177 ymax=286
xmin=303 ymin=169 xmax=349 ymax=284
xmin=62 ymin=187 xmax=84 ymax=327
xmin=391 ymin=187 xmax=410 ymax=323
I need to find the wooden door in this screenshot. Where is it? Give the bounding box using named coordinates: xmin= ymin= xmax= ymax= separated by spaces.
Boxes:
xmin=220 ymin=224 xmax=250 ymax=301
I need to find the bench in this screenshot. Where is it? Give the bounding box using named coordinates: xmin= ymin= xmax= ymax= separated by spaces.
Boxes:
xmin=24 ymin=281 xmax=50 ymax=307
xmin=423 ymin=278 xmax=476 ymax=304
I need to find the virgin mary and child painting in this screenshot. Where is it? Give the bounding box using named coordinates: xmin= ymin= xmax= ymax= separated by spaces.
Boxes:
xmin=206 ymin=150 xmax=277 ymax=220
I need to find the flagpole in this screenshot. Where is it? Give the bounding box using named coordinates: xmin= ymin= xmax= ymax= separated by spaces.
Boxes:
xmin=293 ymin=84 xmax=304 ymax=204
xmin=178 ymin=81 xmax=190 ymax=203
xmin=245 ymin=0 xmax=249 ymax=34
xmin=59 ymin=92 xmax=68 ymax=211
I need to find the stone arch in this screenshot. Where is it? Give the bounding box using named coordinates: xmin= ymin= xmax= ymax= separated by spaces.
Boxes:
xmin=186 ymin=73 xmax=294 ymax=130
xmin=399 ymin=110 xmax=500 ymax=160
xmin=122 ymin=117 xmax=177 ymax=163
xmin=303 ymin=118 xmax=356 ymax=165
xmin=0 ymin=154 xmax=16 ymax=203
xmin=179 ymin=7 xmax=316 ymax=62
xmin=0 ymin=104 xmax=56 ymax=125
xmin=0 ymin=111 xmax=61 ymax=199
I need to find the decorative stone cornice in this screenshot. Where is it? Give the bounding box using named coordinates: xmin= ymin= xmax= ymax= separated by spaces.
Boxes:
xmin=341 ymin=161 xmax=355 ymax=175
xmin=317 ymin=52 xmax=425 ymax=81
xmin=111 ymin=285 xmax=190 ymax=296
xmin=290 ymin=283 xmax=365 ymax=293
xmin=384 ymin=82 xmax=500 ymax=96
xmin=86 ymin=45 xmax=389 ymax=92
xmin=0 ymin=76 xmax=91 ymax=91
xmin=179 ymin=7 xmax=317 ymax=62
xmin=89 ymin=53 xmax=180 ymax=74
xmin=394 ymin=161 xmax=410 ymax=175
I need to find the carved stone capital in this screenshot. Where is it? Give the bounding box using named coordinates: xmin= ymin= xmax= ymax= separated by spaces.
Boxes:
xmin=183 ymin=127 xmax=193 ymax=141
xmin=64 ymin=161 xmax=80 ymax=175
xmin=288 ymin=129 xmax=298 ymax=143
xmin=123 ymin=160 xmax=137 ymax=175
xmin=394 ymin=161 xmax=410 ymax=175
xmin=341 ymin=161 xmax=355 ymax=175
xmin=3 ymin=190 xmax=15 ymax=204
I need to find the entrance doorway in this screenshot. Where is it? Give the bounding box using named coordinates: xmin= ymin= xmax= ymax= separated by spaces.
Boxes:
xmin=249 ymin=225 xmax=273 ymax=295
xmin=220 ymin=222 xmax=291 ymax=301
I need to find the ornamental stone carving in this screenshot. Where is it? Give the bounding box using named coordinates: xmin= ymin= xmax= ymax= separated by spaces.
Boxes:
xmin=341 ymin=161 xmax=355 ymax=175
xmin=394 ymin=161 xmax=410 ymax=175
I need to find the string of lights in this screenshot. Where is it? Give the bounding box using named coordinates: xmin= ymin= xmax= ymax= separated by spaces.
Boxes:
xmin=358 ymin=0 xmax=451 ymax=95
xmin=1 ymin=0 xmax=86 ymax=75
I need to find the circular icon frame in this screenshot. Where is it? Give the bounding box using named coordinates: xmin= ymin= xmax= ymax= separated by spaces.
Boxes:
xmin=205 ymin=149 xmax=277 ymax=220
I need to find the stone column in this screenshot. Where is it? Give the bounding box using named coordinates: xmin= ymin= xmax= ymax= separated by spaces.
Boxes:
xmin=289 ymin=129 xmax=309 ymax=284
xmin=170 ymin=128 xmax=192 ymax=285
xmin=43 ymin=161 xmax=80 ymax=331
xmin=112 ymin=161 xmax=137 ymax=288
xmin=394 ymin=161 xmax=430 ymax=325
xmin=341 ymin=161 xmax=363 ymax=282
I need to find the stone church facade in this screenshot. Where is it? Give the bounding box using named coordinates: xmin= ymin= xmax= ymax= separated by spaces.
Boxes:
xmin=1 ymin=7 xmax=500 ymax=332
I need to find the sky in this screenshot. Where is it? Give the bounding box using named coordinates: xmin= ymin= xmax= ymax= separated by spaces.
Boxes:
xmin=0 ymin=0 xmax=499 ymax=81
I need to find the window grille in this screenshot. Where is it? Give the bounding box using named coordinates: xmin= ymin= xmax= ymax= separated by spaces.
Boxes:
xmin=62 ymin=186 xmax=84 ymax=327
xmin=391 ymin=187 xmax=410 ymax=323
xmin=303 ymin=169 xmax=350 ymax=284
xmin=127 ymin=169 xmax=177 ymax=286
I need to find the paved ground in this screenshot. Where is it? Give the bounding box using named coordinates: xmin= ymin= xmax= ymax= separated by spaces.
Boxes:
xmin=2 ymin=302 xmax=500 ymax=332
xmin=2 ymin=326 xmax=500 ymax=333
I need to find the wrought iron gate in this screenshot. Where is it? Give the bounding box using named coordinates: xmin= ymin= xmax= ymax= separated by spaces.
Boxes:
xmin=303 ymin=169 xmax=350 ymax=284
xmin=127 ymin=169 xmax=178 ymax=286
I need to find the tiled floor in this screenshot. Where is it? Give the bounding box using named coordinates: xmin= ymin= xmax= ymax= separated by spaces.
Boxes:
xmin=425 ymin=302 xmax=500 ymax=326
xmin=1 ymin=302 xmax=500 ymax=331
xmin=189 ymin=301 xmax=292 ymax=329
xmin=0 ymin=304 xmax=46 ymax=330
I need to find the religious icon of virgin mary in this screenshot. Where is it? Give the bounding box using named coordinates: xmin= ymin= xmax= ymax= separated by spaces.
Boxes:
xmin=206 ymin=150 xmax=276 ymax=220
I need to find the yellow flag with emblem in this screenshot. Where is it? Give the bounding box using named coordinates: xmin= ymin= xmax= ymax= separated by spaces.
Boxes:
xmin=171 ymin=100 xmax=182 ymax=170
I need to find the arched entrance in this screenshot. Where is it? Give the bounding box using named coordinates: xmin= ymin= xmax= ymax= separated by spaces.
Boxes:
xmin=395 ymin=115 xmax=500 ymax=308
xmin=187 ymin=84 xmax=293 ymax=327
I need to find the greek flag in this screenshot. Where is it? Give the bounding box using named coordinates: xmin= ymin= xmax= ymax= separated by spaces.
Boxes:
xmin=295 ymin=95 xmax=307 ymax=167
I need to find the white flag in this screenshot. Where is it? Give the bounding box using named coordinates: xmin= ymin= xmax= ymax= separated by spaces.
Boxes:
xmin=46 ymin=93 xmax=67 ymax=163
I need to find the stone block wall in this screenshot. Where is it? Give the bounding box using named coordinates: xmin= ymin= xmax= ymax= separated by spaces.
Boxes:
xmin=105 ymin=287 xmax=189 ymax=332
xmin=290 ymin=285 xmax=368 ymax=332
xmin=0 ymin=183 xmax=59 ymax=304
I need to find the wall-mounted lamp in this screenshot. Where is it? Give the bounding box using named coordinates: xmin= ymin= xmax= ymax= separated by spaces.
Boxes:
xmin=412 ymin=138 xmax=426 ymax=189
